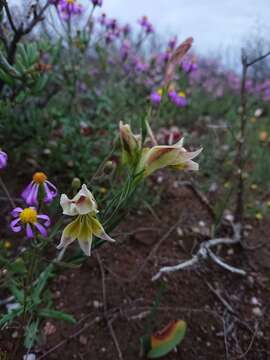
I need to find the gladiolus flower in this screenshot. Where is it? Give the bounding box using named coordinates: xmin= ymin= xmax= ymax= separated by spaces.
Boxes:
xmin=0 ymin=150 xmax=7 ymax=169
xmin=119 ymin=123 xmax=202 ymax=177
xmin=57 ymin=184 xmax=114 ymax=256
xmin=10 ymin=207 xmax=51 ymax=238
xmin=138 ymin=138 xmax=202 ymax=177
xmin=21 ymin=172 xmax=57 ymax=206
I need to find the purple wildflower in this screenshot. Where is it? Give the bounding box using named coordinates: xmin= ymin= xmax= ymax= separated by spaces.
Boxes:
xmin=150 ymin=89 xmax=162 ymax=105
xmin=98 ymin=13 xmax=107 ymax=25
xmin=168 ymin=36 xmax=177 ymax=51
xmin=181 ymin=60 xmax=198 ymax=74
xmin=58 ymin=0 xmax=83 ymax=20
xmin=120 ymin=41 xmax=130 ymax=62
xmin=10 ymin=207 xmax=50 ymax=238
xmin=138 ymin=16 xmax=154 ymax=33
xmin=0 ymin=150 xmax=7 ymax=169
xmin=21 ymin=172 xmax=57 ymax=206
xmin=169 ymin=90 xmax=188 ymax=107
xmin=122 ymin=24 xmax=131 ymax=37
xmin=91 ymin=0 xmax=102 ymax=7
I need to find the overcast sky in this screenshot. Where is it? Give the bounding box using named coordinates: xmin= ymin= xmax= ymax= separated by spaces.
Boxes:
xmin=11 ymin=0 xmax=270 ymax=62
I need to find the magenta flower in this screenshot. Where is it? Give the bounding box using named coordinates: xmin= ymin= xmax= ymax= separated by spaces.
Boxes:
xmin=98 ymin=13 xmax=107 ymax=25
xmin=0 ymin=150 xmax=7 ymax=169
xmin=169 ymin=90 xmax=188 ymax=107
xmin=138 ymin=16 xmax=154 ymax=33
xmin=168 ymin=36 xmax=177 ymax=51
xmin=120 ymin=41 xmax=130 ymax=61
xmin=181 ymin=60 xmax=198 ymax=73
xmin=10 ymin=207 xmax=51 ymax=239
xmin=150 ymin=89 xmax=162 ymax=105
xmin=91 ymin=0 xmax=102 ymax=6
xmin=21 ymin=172 xmax=57 ymax=206
xmin=122 ymin=24 xmax=131 ymax=37
xmin=58 ymin=0 xmax=83 ymax=19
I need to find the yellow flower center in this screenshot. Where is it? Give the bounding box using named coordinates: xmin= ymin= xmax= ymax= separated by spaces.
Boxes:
xmin=33 ymin=172 xmax=47 ymax=184
xmin=157 ymin=88 xmax=163 ymax=96
xmin=19 ymin=208 xmax=37 ymax=224
xmin=178 ymin=91 xmax=186 ymax=98
xmin=67 ymin=0 xmax=75 ymax=4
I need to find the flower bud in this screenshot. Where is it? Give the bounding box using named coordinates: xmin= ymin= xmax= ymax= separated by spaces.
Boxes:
xmin=72 ymin=177 xmax=81 ymax=191
xmin=119 ymin=121 xmax=141 ymax=165
xmin=103 ymin=160 xmax=115 ymax=174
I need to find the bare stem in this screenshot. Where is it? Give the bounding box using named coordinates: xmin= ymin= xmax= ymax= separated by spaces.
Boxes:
xmin=0 ymin=175 xmax=16 ymax=208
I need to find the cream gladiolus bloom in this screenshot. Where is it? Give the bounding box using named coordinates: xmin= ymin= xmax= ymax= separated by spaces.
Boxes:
xmin=119 ymin=122 xmax=202 ymax=177
xmin=57 ymin=184 xmax=114 ymax=256
xmin=139 ymin=138 xmax=202 ymax=177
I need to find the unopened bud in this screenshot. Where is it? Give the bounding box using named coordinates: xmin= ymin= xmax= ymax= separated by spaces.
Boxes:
xmin=72 ymin=177 xmax=81 ymax=190
xmin=104 ymin=160 xmax=115 ymax=174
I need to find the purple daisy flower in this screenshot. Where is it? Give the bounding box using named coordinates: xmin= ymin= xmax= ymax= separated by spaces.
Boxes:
xmin=10 ymin=207 xmax=51 ymax=238
xmin=0 ymin=150 xmax=7 ymax=169
xmin=21 ymin=172 xmax=57 ymax=206
xmin=150 ymin=90 xmax=162 ymax=105
xmin=169 ymin=90 xmax=188 ymax=107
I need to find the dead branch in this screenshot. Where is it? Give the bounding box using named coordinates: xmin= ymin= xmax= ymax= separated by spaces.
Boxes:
xmin=152 ymin=223 xmax=246 ymax=280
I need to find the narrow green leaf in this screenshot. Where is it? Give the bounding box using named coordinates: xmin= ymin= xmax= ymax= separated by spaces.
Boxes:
xmin=24 ymin=319 xmax=40 ymax=349
xmin=38 ymin=309 xmax=76 ymax=324
xmin=0 ymin=308 xmax=23 ymax=327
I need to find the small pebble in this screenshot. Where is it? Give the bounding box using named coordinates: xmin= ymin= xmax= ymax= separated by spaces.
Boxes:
xmin=177 ymin=227 xmax=184 ymax=237
xmin=247 ymin=276 xmax=255 ymax=287
xmin=6 ymin=303 xmax=21 ymax=312
xmin=23 ymin=354 xmax=36 ymax=360
xmin=79 ymin=335 xmax=87 ymax=345
xmin=93 ymin=300 xmax=103 ymax=309
xmin=252 ymin=307 xmax=263 ymax=317
xmin=250 ymin=297 xmax=260 ymax=306
xmin=11 ymin=331 xmax=19 ymax=338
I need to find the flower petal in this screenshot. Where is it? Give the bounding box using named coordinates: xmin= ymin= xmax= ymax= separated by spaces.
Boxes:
xmin=172 ymin=159 xmax=199 ymax=171
xmin=77 ymin=216 xmax=93 ymax=256
xmin=90 ymin=217 xmax=115 ymax=242
xmin=43 ymin=182 xmax=57 ymax=204
xmin=26 ymin=224 xmax=34 ymax=238
xmin=57 ymin=216 xmax=81 ymax=249
xmin=10 ymin=218 xmax=22 ymax=232
xmin=34 ymin=222 xmax=47 ymax=237
xmin=60 ymin=194 xmax=78 ymax=216
xmin=37 ymin=214 xmax=51 ymax=227
xmin=22 ymin=182 xmax=39 ymax=206
xmin=11 ymin=207 xmax=23 ymax=218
